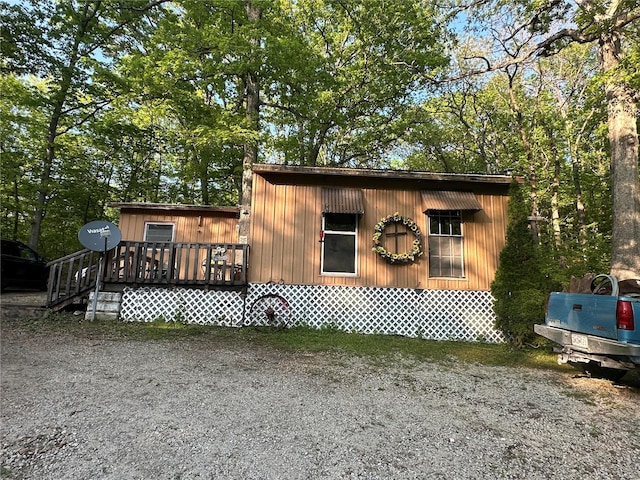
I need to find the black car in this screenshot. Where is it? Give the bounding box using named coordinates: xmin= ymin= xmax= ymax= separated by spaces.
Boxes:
xmin=1 ymin=239 xmax=49 ymax=292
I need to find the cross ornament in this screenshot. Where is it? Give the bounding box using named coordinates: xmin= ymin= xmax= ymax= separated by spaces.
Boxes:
xmin=384 ymin=222 xmax=408 ymax=253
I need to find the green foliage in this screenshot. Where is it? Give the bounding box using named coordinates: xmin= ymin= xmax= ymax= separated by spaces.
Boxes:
xmin=464 ymin=0 xmax=640 ymax=278
xmin=491 ymin=182 xmax=560 ymax=346
xmin=0 ymin=74 xmax=44 ymax=241
xmin=2 ymin=0 xmax=452 ymax=253
xmin=260 ymin=0 xmax=450 ymax=167
xmin=1 ymin=0 xmax=634 ymax=272
xmin=0 ymin=0 xmax=172 ymax=256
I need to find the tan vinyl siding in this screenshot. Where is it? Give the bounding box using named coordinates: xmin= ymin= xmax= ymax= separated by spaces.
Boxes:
xmin=117 ymin=209 xmax=239 ymax=244
xmin=249 ymin=179 xmax=509 ymax=291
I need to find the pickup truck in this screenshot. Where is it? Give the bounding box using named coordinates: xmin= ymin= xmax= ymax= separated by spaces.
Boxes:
xmin=534 ymin=274 xmax=640 ymax=380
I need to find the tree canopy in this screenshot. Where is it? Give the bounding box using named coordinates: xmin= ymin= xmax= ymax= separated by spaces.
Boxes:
xmin=1 ymin=0 xmax=638 ymax=281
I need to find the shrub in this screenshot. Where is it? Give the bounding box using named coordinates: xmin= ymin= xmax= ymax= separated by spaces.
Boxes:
xmin=491 ymin=181 xmax=560 ymax=346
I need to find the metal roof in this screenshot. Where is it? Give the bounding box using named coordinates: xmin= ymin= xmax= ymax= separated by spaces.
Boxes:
xmin=253 ymin=164 xmax=516 ymax=185
xmin=322 ymin=187 xmax=365 ymax=214
xmin=421 ymin=190 xmax=483 ymax=212
xmin=108 ymin=203 xmax=239 ymax=214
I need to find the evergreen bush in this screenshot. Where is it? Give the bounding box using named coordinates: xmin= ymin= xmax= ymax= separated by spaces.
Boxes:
xmin=491 ymin=181 xmax=560 ymax=346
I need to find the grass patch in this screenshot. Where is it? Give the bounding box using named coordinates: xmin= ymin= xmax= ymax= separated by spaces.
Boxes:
xmin=2 ymin=312 xmax=568 ymax=372
xmin=248 ymin=325 xmax=566 ymax=371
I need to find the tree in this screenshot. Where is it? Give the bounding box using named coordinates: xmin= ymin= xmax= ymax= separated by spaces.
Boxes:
xmin=491 ymin=181 xmax=560 ymax=345
xmin=404 ymin=35 xmax=613 ymax=281
xmin=0 ymin=75 xmax=45 ymax=241
xmin=122 ymin=0 xmax=263 ymax=239
xmin=238 ymin=1 xmax=262 ymax=243
xmin=262 ymin=0 xmax=449 ymax=167
xmin=4 ymin=0 xmax=630 ymax=278
xmin=456 ymin=0 xmax=640 ymax=279
xmin=125 ymin=0 xmax=450 ymax=241
xmin=1 ymin=0 xmax=166 ymax=251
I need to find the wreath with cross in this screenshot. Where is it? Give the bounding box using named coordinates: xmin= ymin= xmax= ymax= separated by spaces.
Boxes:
xmin=372 ymin=212 xmax=423 ymax=264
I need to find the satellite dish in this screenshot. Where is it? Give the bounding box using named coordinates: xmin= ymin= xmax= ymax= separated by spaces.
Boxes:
xmin=78 ymin=221 xmax=122 ymax=252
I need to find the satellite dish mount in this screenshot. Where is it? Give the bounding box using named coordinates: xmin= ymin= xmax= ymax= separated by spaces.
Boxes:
xmin=78 ymin=221 xmax=122 ymax=320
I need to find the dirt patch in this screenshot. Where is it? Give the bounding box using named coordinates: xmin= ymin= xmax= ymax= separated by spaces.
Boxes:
xmin=1 ymin=320 xmax=639 ymax=479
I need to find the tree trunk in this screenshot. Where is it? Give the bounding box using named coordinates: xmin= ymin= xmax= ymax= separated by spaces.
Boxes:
xmin=507 ymin=73 xmax=541 ymax=244
xmin=544 ymin=123 xmax=562 ymax=247
xmin=600 ymin=33 xmax=640 ymax=280
xmin=29 ymin=104 xmax=65 ymax=250
xmin=571 ymin=155 xmax=587 ymax=246
xmin=550 ymin=148 xmax=562 ymax=248
xmin=237 ymin=2 xmax=261 ymax=243
xmin=568 ymin=122 xmax=588 ymax=246
xmin=238 ymin=133 xmax=256 ymax=242
xmin=12 ymin=177 xmax=19 ymax=239
xmin=28 ymin=3 xmax=91 ymax=250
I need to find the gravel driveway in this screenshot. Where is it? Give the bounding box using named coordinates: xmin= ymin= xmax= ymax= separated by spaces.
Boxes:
xmin=1 ymin=318 xmax=639 ymax=480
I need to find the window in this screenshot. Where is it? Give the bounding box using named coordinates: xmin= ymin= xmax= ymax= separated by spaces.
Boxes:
xmin=428 ymin=210 xmax=464 ymax=278
xmin=1 ymin=240 xmax=37 ymax=260
xmin=17 ymin=243 xmax=38 ymax=261
xmin=144 ymin=223 xmax=175 ymax=242
xmin=321 ymin=213 xmax=357 ymax=275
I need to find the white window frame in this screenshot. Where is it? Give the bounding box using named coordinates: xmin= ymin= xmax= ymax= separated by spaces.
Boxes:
xmin=320 ymin=213 xmax=358 ymax=276
xmin=427 ymin=210 xmax=465 ymax=279
xmin=143 ymin=222 xmax=175 ymax=243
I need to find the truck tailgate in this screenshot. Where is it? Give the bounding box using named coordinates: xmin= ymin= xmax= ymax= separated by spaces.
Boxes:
xmin=545 ymin=292 xmax=619 ymax=340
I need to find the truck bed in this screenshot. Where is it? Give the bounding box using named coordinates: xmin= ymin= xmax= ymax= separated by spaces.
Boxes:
xmin=544 ymin=292 xmax=640 ymax=344
xmin=534 ymin=275 xmax=640 ymax=377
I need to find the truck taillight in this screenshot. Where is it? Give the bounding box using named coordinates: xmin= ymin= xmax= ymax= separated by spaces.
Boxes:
xmin=616 ymin=300 xmax=635 ymax=330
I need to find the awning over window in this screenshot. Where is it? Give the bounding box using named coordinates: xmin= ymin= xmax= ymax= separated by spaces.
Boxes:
xmin=322 ymin=187 xmax=365 ymax=214
xmin=421 ymin=190 xmax=483 ymax=212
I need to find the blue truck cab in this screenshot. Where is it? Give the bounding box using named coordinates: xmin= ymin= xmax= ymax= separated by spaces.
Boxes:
xmin=534 ymin=275 xmax=640 ymax=380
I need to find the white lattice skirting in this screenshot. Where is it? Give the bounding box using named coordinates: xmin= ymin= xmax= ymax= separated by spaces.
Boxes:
xmin=120 ymin=284 xmax=503 ymax=342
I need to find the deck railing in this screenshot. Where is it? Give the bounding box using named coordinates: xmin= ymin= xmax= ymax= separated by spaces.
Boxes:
xmin=105 ymin=241 xmax=249 ymax=287
xmin=47 ymin=241 xmax=249 ymax=309
xmin=46 ymin=248 xmax=102 ymax=309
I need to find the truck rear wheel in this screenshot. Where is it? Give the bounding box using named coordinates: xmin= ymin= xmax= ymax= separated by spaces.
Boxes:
xmin=571 ymin=362 xmax=628 ymax=381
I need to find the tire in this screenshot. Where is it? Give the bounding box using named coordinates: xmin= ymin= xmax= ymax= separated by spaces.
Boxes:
xmin=571 ymin=361 xmax=628 ymax=381
xmin=247 ymin=294 xmax=291 ymax=330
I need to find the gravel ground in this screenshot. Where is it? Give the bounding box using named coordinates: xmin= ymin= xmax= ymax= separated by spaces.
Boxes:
xmin=1 ymin=318 xmax=639 ymax=480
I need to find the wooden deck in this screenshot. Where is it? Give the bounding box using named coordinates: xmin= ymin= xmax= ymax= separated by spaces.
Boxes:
xmin=46 ymin=242 xmax=249 ymax=310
